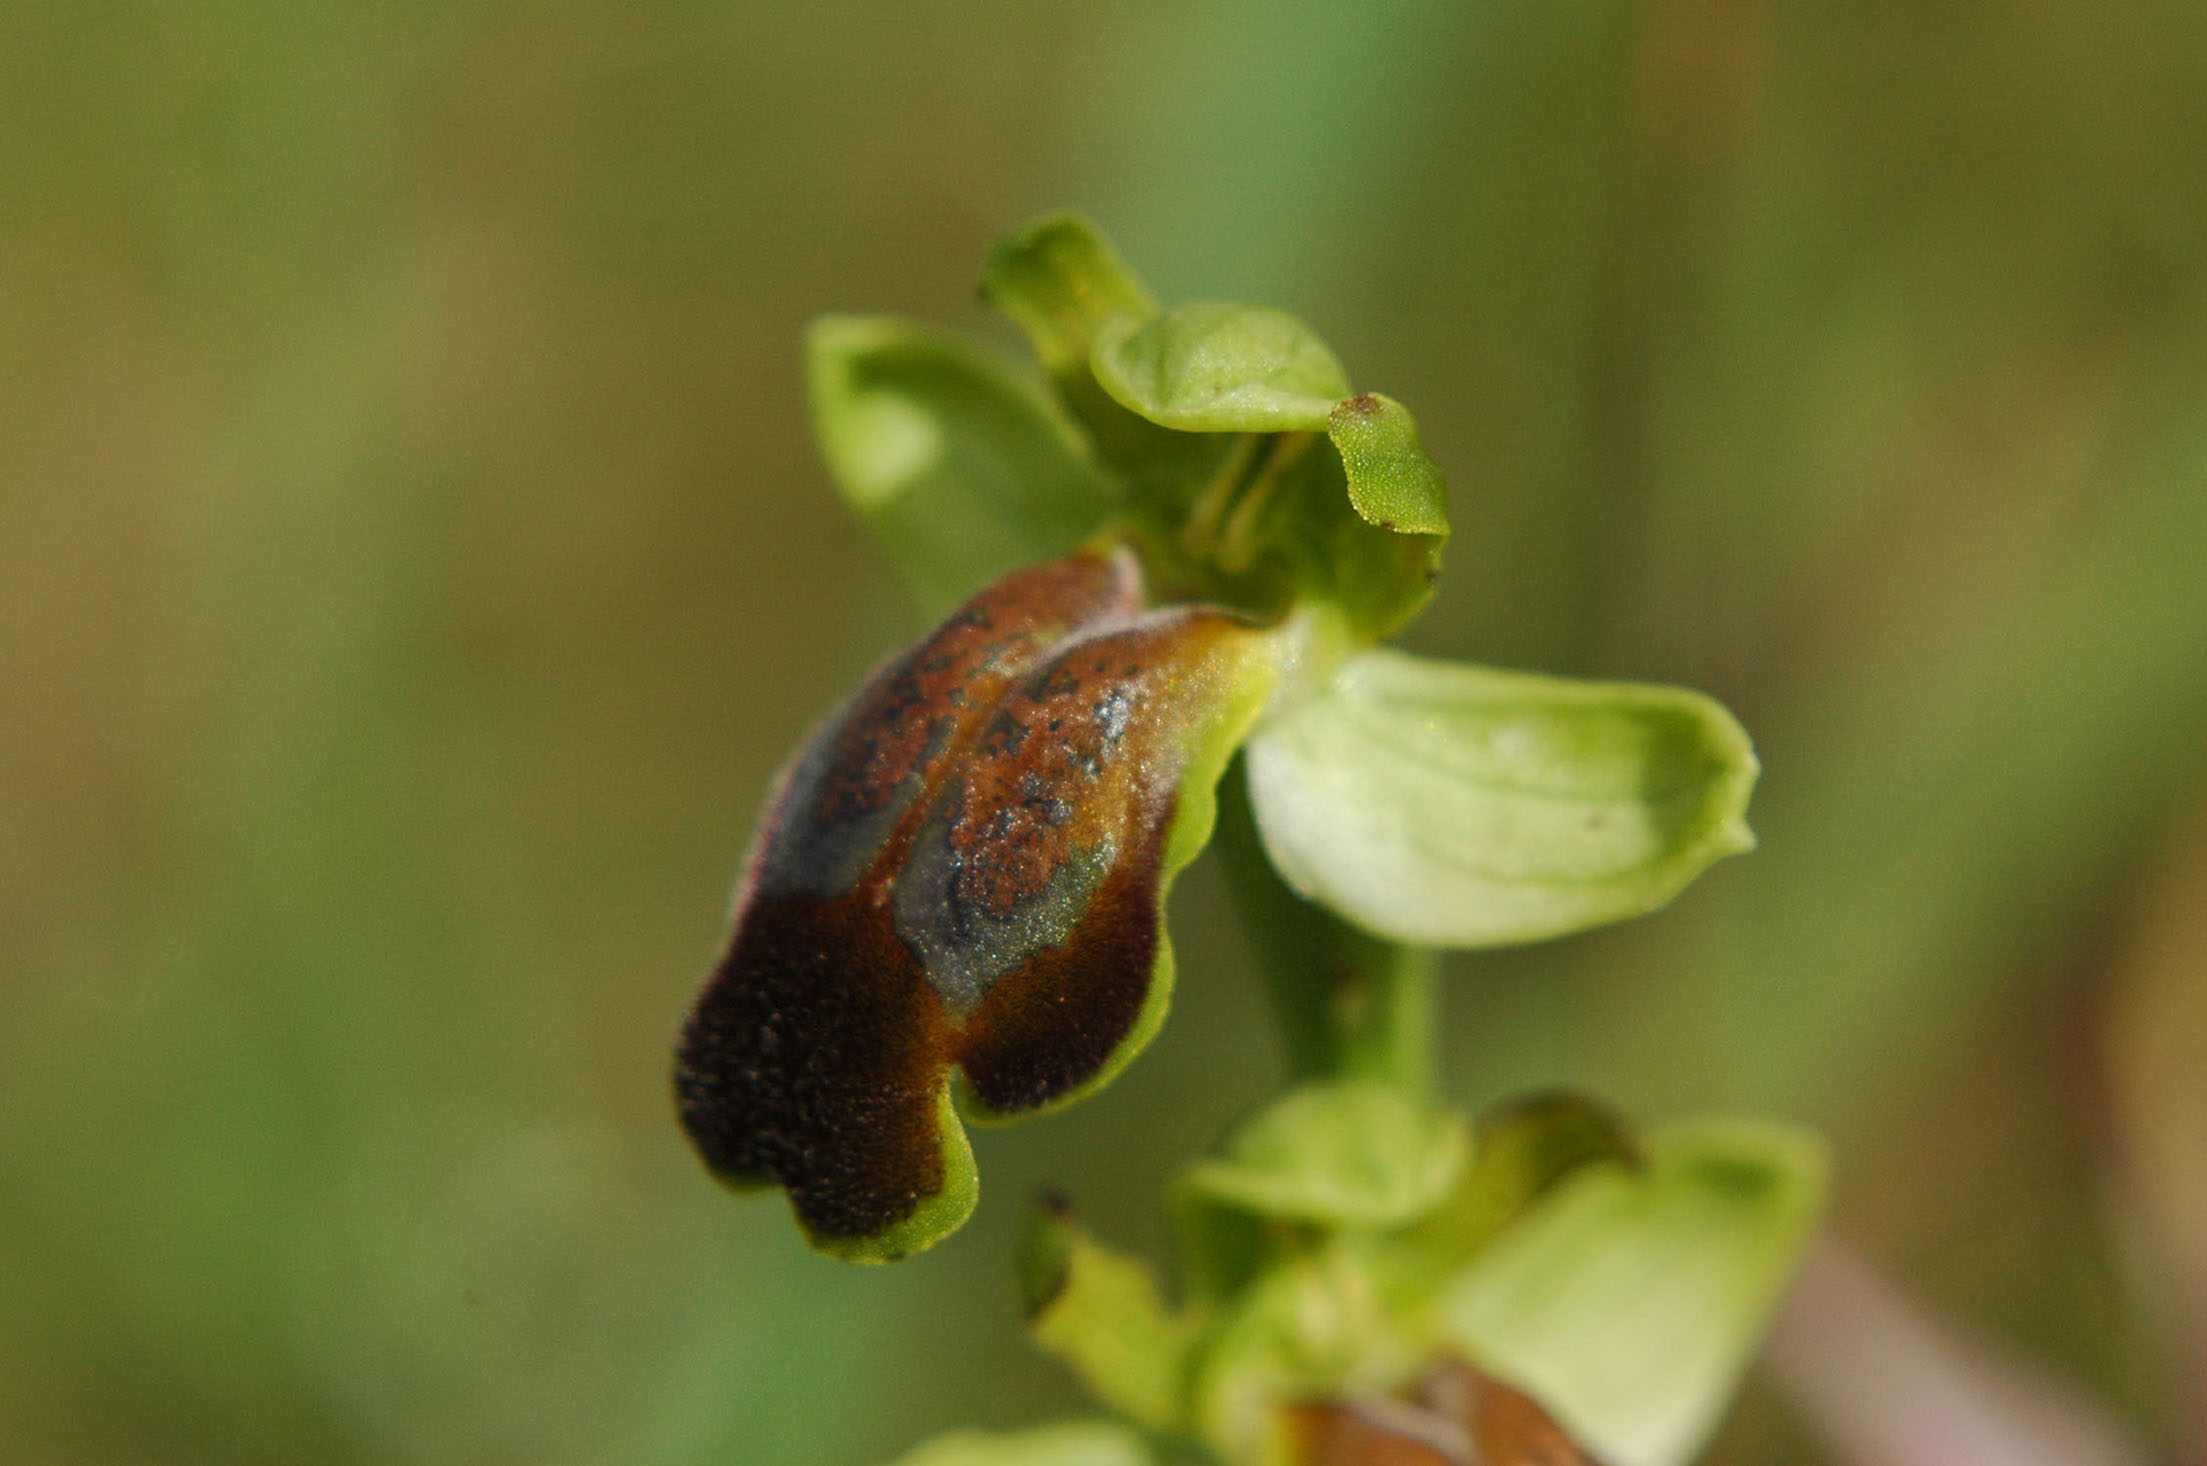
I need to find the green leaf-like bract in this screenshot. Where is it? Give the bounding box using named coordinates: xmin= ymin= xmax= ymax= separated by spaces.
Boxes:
xmin=807 ymin=317 xmax=1118 ymax=619
xmin=1244 ymin=649 xmax=1759 ymax=947
xmin=1434 ymin=1119 xmax=1828 ymax=1466
xmin=885 ymin=1421 xmax=1155 ymax=1466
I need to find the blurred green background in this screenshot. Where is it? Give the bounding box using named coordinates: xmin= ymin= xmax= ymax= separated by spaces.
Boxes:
xmin=5 ymin=3 xmax=2206 ymax=1462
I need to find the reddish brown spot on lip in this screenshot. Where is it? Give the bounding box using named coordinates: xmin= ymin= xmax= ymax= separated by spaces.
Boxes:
xmin=812 ymin=553 xmax=1132 ymax=823
xmin=759 ymin=551 xmax=1140 ymax=899
xmin=950 ymin=793 xmax=1169 ymax=1114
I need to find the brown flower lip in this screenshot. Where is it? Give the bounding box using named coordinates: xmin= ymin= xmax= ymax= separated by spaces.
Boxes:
xmin=674 ymin=548 xmax=1272 ymax=1248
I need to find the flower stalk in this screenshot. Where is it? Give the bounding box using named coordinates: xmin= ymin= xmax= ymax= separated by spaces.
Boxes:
xmin=1214 ymin=757 xmax=1437 ymax=1096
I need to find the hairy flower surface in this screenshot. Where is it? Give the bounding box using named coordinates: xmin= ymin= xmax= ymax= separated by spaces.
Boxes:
xmin=676 ymin=549 xmax=1276 ymax=1260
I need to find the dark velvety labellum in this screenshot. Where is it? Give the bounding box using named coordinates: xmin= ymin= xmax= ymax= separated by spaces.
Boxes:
xmin=674 ymin=891 xmax=949 ymax=1238
xmin=675 ymin=552 xmax=1265 ymax=1245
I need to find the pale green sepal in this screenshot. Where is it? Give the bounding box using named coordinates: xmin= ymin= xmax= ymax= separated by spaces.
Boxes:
xmin=979 ymin=214 xmax=1198 ymax=477
xmin=1433 ymin=1118 xmax=1828 ymax=1466
xmin=978 ymin=214 xmax=1158 ymax=376
xmin=1245 ymin=650 xmax=1759 ymax=948
xmin=886 ymin=1420 xmax=1156 ymax=1466
xmin=1093 ymin=302 xmax=1351 ymax=433
xmin=1021 ymin=1200 xmax=1198 ymax=1432
xmin=799 ymin=1085 xmax=977 ymax=1265
xmin=1327 ymin=393 xmax=1450 ymax=537
xmin=1178 ymin=1080 xmax=1467 ymax=1231
xmin=806 ymin=316 xmax=1118 ymax=616
xmin=1386 ymin=1091 xmax=1639 ymax=1292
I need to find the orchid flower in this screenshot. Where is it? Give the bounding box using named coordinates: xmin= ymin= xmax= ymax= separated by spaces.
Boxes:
xmin=676 ymin=215 xmax=1758 ymax=1264
xmin=673 ymin=217 xmax=1817 ymax=1466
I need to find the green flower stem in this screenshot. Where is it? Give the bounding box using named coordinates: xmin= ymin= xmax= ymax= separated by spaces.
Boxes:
xmin=1214 ymin=756 xmax=1438 ymax=1094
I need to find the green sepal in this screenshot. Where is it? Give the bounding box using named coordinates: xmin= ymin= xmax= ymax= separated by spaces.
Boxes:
xmin=806 ymin=316 xmax=1119 ymax=617
xmin=1245 ymin=650 xmax=1759 ymax=947
xmin=1384 ymin=1091 xmax=1639 ymax=1295
xmin=978 ymin=213 xmax=1189 ymax=478
xmin=979 ymin=213 xmax=1156 ymax=376
xmin=885 ymin=1421 xmax=1156 ymax=1466
xmin=1020 ymin=1197 xmax=1199 ymax=1433
xmin=1177 ymin=1080 xmax=1467 ymax=1233
xmin=1093 ymin=303 xmax=1351 ymax=433
xmin=1433 ymin=1119 xmax=1828 ymax=1466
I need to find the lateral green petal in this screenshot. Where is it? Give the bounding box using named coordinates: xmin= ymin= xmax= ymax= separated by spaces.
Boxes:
xmin=1327 ymin=393 xmax=1450 ymax=537
xmin=975 ymin=219 xmax=1450 ymax=639
xmin=886 ymin=1421 xmax=1156 ymax=1466
xmin=807 ymin=316 xmax=1119 ymax=616
xmin=1245 ymin=650 xmax=1759 ymax=947
xmin=1093 ymin=302 xmax=1351 ymax=433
